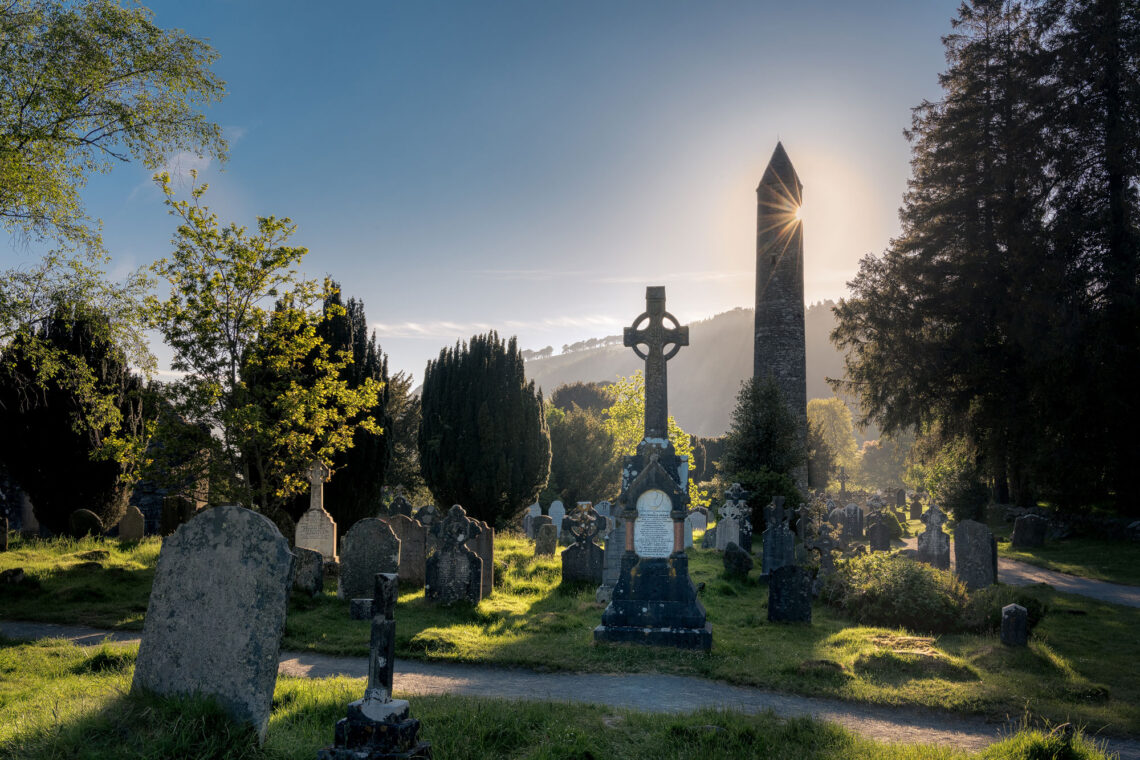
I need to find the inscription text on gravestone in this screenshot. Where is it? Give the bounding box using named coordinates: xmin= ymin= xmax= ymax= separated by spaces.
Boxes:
xmin=634 ymin=489 xmax=673 ymax=558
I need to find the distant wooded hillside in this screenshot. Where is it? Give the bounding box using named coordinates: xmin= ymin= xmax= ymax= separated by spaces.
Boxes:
xmin=524 ymin=301 xmax=849 ymax=437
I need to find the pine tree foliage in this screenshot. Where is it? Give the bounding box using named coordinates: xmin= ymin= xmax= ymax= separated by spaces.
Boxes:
xmin=832 ymin=0 xmax=1140 ymax=510
xmin=418 ymin=332 xmax=550 ymax=526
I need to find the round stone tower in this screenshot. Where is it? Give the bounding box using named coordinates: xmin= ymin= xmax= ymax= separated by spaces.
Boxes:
xmin=754 ymin=142 xmax=807 ymax=490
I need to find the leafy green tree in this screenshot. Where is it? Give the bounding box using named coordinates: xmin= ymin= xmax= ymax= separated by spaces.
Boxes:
xmin=806 ymin=419 xmax=834 ymax=491
xmin=807 ymin=397 xmax=858 ymax=472
xmin=543 ymin=404 xmax=619 ymax=507
xmin=150 ymin=175 xmax=379 ymax=512
xmin=418 ymin=332 xmax=550 ymax=526
xmin=1 ymin=0 xmax=225 ymax=246
xmin=0 ymin=303 xmax=149 ymax=533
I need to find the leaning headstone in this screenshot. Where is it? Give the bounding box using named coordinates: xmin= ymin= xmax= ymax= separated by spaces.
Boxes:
xmin=561 ymin=504 xmax=605 ymax=585
xmin=385 ymin=514 xmax=427 ymax=587
xmin=297 ymin=504 xmax=338 ymax=561
xmin=425 ymin=505 xmax=483 ymax=604
xmin=1001 ymin=603 xmax=1028 ymax=646
xmin=293 ymin=546 xmax=324 ymax=597
xmin=548 ymin=501 xmax=566 ymax=540
xmin=390 ymin=495 xmax=413 ymax=518
xmin=318 ymin=573 xmax=431 ymax=759
xmin=916 ymin=504 xmax=951 ymax=570
xmin=160 ymin=495 xmax=197 ymax=536
xmin=131 ymin=505 xmax=293 ymax=742
xmin=1011 ymin=514 xmax=1047 ymax=548
xmin=68 ymin=509 xmax=103 ymax=538
xmin=464 ymin=518 xmax=494 ymax=597
xmin=866 ymin=519 xmax=891 ymax=552
xmin=117 ymin=505 xmax=145 ymax=541
xmin=768 ymin=565 xmax=813 ymax=623
xmin=954 ymin=519 xmax=997 ymax=591
xmin=723 ymin=541 xmax=753 ymax=578
xmin=338 ymin=518 xmax=401 ymax=600
xmin=534 ymin=523 xmax=557 ymax=557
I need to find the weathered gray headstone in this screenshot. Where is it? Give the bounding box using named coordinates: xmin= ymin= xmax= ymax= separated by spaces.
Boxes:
xmin=917 ymin=505 xmax=951 ymax=570
xmin=1001 ymin=603 xmax=1028 ymax=646
xmin=338 ymin=518 xmax=401 ymax=600
xmin=954 ymin=519 xmax=997 ymax=590
xmin=131 ymin=505 xmax=293 ymax=742
xmin=910 ymin=496 xmax=922 ymax=520
xmin=414 ymin=504 xmax=440 ymax=531
xmin=534 ymin=523 xmax=557 ymax=557
xmin=688 ymin=508 xmax=708 ymax=533
xmin=1011 ymin=514 xmax=1047 ymax=548
xmin=716 ymin=485 xmax=749 ymax=551
xmin=464 ymin=518 xmax=494 ymax=598
xmin=523 ymin=502 xmax=542 ymax=538
xmin=425 ymin=505 xmax=483 ymax=604
xmin=548 ymin=501 xmax=566 ymax=540
xmin=296 ymin=505 xmax=338 ymax=561
xmin=385 ymin=514 xmax=427 ymax=587
xmin=600 ymin=516 xmax=625 ymax=592
xmin=768 ymin=565 xmax=813 ymax=623
xmin=683 ymin=512 xmax=696 ymax=548
xmin=293 ymin=546 xmax=324 ymax=597
xmin=701 ymin=525 xmax=717 ymax=549
xmin=117 ymin=505 xmax=145 ymax=541
xmin=843 ymin=503 xmax=864 ymax=539
xmin=895 ymin=488 xmax=906 ymax=508
xmin=594 ymin=501 xmax=612 ymax=518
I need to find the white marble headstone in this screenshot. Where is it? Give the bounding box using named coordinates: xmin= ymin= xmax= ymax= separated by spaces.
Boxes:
xmin=634 ymin=489 xmax=673 ymax=558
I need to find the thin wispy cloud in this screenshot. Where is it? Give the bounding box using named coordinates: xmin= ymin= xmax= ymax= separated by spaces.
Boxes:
xmin=474 ymin=268 xmax=753 ymax=285
xmin=373 ymin=314 xmax=620 ymax=340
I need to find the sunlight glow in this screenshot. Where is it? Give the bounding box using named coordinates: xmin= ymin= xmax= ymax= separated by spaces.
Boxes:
xmin=794 ymin=204 xmax=803 ymax=222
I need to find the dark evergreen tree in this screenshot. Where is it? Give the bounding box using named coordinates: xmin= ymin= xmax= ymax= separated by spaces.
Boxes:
xmin=1038 ymin=0 xmax=1140 ymax=508
xmin=385 ymin=370 xmax=426 ymax=498
xmin=311 ymin=287 xmax=391 ymax=528
xmin=806 ymin=419 xmax=834 ymax=491
xmin=418 ymin=332 xmax=550 ymax=526
xmin=0 ymin=304 xmax=147 ymax=533
xmin=832 ymin=0 xmax=1062 ymax=506
xmin=542 ymin=405 xmax=619 ymax=506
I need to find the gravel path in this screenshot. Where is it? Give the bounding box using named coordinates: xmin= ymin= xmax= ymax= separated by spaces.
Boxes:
xmin=899 ymin=537 xmax=1140 ymax=608
xmin=3 ymin=620 xmax=1137 ymax=759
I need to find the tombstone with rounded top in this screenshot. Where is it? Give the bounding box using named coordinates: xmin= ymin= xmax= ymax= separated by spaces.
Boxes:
xmin=548 ymin=501 xmax=566 ymax=539
xmin=534 ymin=522 xmax=557 ymax=557
xmin=118 ymin=505 xmax=145 ymax=541
xmin=131 ymin=505 xmax=293 ymax=742
xmin=1011 ymin=514 xmax=1047 ymax=548
xmin=384 ymin=514 xmax=427 ymax=587
xmin=338 ymin=518 xmax=400 ymax=600
xmin=69 ymin=509 xmax=103 ymax=538
xmin=293 ymin=546 xmax=324 ymax=597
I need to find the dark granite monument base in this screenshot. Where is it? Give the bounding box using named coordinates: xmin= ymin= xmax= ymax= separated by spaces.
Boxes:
xmin=593 ymin=554 xmax=712 ymax=651
xmin=317 ymin=696 xmax=431 ymax=760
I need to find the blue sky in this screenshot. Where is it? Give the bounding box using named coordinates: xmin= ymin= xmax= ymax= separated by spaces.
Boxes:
xmin=2 ymin=0 xmax=959 ymax=381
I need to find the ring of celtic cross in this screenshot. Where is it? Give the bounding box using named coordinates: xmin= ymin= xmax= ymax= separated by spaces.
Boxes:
xmin=627 ymin=310 xmax=686 ymax=361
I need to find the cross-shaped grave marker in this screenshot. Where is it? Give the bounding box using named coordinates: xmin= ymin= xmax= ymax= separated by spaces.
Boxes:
xmin=624 ymin=286 xmax=689 ymax=442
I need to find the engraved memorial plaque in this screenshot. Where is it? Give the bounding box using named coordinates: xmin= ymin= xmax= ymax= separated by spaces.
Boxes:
xmin=634 ymin=489 xmax=673 ymax=558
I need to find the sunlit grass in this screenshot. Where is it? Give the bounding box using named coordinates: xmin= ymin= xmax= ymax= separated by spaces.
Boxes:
xmin=0 ymin=637 xmax=1120 ymax=760
xmin=4 ymin=532 xmax=1139 ymax=735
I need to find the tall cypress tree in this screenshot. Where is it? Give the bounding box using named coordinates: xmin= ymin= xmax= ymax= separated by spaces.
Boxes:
xmin=418 ymin=332 xmax=550 ymax=526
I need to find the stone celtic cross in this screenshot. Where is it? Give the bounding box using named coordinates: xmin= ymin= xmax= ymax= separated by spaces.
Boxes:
xmin=837 ymin=466 xmax=848 ymax=495
xmin=307 ymin=460 xmax=331 ymax=512
xmin=922 ymin=503 xmax=947 ymax=531
xmin=624 ymin=286 xmax=688 ymax=442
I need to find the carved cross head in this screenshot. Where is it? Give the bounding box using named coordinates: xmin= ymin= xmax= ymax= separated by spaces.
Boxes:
xmin=307 ymin=460 xmax=331 ymax=485
xmin=439 ymin=504 xmax=481 ymax=547
xmin=568 ymin=503 xmax=605 ymax=544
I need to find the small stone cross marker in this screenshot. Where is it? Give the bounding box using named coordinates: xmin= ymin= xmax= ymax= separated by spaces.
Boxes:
xmin=921 ymin=503 xmax=947 ymax=531
xmin=307 ymin=460 xmax=331 ymax=512
xmin=837 ymin=467 xmax=849 ymax=496
xmin=624 ymin=286 xmax=689 ymax=442
xmin=568 ymin=503 xmax=605 ymax=545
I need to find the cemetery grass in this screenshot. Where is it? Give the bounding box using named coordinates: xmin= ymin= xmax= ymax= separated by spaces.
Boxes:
xmin=4 ymin=535 xmax=1140 ymax=735
xmin=0 ymin=636 xmax=1118 ymax=760
xmin=985 ymin=518 xmax=1140 ymax=587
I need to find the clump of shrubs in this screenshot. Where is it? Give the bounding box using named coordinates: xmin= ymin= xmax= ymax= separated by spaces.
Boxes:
xmin=822 ymin=553 xmax=1050 ymax=635
xmin=820 ymin=553 xmax=969 ymax=634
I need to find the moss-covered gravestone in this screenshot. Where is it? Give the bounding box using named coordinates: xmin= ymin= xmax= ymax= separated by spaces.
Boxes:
xmin=425 ymin=505 xmax=483 ymax=605
xmin=117 ymin=505 xmax=145 ymax=541
xmin=338 ymin=518 xmax=400 ymax=600
xmin=131 ymin=505 xmax=294 ymax=742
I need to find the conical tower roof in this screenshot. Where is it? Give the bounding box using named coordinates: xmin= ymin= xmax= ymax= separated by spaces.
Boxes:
xmin=757 ymin=141 xmax=802 ymax=200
